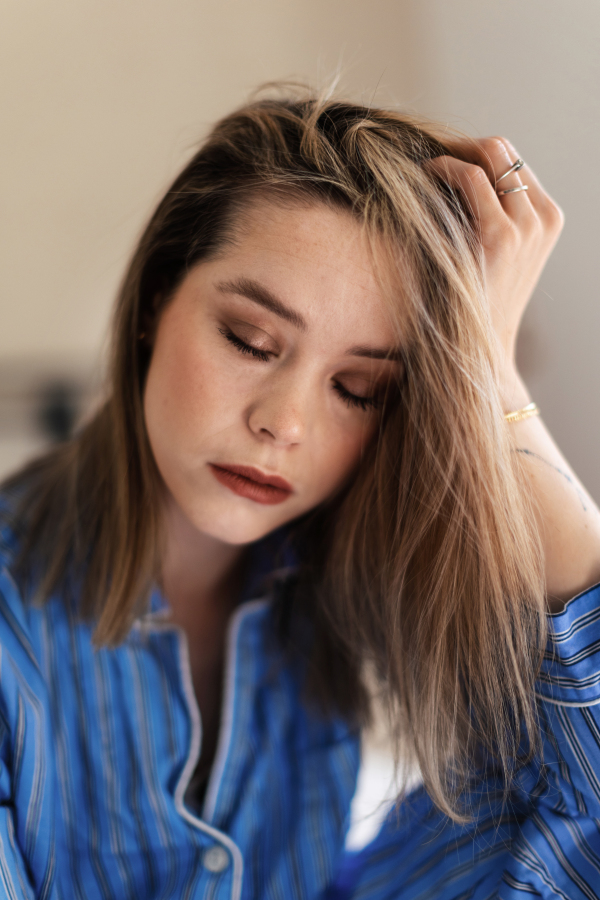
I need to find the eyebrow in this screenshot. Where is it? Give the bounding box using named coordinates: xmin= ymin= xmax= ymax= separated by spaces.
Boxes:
xmin=216 ymin=276 xmax=402 ymax=362
xmin=216 ymin=277 xmax=307 ymax=332
xmin=346 ymin=344 xmax=403 ymax=362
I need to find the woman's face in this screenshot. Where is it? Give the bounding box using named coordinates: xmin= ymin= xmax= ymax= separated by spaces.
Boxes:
xmin=143 ymin=197 xmax=401 ymax=546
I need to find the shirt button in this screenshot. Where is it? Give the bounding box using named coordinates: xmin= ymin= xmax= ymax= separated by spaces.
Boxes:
xmin=203 ymin=845 xmax=230 ymax=873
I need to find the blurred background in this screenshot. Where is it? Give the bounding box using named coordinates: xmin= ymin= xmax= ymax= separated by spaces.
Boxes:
xmin=1 ymin=0 xmax=599 ymax=498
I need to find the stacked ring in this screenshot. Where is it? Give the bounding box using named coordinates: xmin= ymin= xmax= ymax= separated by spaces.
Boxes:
xmin=498 ymin=184 xmax=529 ymax=196
xmin=496 ymin=158 xmax=528 ymax=195
xmin=496 ymin=158 xmax=525 ymax=183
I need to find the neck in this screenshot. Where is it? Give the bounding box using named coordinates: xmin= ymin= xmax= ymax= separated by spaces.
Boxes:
xmin=159 ymin=493 xmax=248 ymax=623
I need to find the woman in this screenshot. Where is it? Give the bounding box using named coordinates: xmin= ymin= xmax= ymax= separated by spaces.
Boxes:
xmin=1 ymin=91 xmax=599 ymax=899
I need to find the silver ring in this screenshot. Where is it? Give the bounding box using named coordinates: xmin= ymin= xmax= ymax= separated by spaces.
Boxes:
xmin=496 ymin=158 xmax=525 ymax=184
xmin=497 ymin=184 xmax=529 ymax=196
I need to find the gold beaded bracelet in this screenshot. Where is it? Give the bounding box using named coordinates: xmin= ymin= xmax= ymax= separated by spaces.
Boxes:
xmin=504 ymin=402 xmax=540 ymax=424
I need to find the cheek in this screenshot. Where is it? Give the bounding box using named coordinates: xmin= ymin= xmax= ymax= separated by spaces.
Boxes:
xmin=144 ymin=328 xmax=236 ymax=459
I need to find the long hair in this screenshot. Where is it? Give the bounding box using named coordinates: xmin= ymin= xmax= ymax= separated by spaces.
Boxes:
xmin=4 ymin=87 xmax=546 ymax=820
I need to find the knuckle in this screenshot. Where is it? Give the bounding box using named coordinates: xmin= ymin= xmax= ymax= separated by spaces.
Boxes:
xmin=485 ymin=213 xmax=516 ymax=244
xmin=522 ymin=209 xmax=543 ymax=238
xmin=481 ymin=136 xmax=508 ymax=156
xmin=466 ymin=163 xmax=490 ymax=187
xmin=545 ymin=198 xmax=565 ymax=230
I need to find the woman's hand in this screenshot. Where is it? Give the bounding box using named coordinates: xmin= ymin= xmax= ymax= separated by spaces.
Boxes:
xmin=430 ymin=139 xmax=600 ymax=608
xmin=428 ymin=138 xmax=564 ymax=409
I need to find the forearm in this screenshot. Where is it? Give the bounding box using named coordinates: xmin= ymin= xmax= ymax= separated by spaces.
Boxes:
xmin=501 ymin=369 xmax=600 ymax=611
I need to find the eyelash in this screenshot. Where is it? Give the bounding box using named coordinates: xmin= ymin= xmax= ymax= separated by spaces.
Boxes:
xmin=219 ymin=328 xmax=271 ymax=362
xmin=219 ymin=328 xmax=381 ymax=411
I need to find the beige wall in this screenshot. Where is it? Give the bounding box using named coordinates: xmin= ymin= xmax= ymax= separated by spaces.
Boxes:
xmin=411 ymin=0 xmax=600 ymax=500
xmin=0 ymin=0 xmax=422 ymax=366
xmin=1 ymin=0 xmax=599 ymax=499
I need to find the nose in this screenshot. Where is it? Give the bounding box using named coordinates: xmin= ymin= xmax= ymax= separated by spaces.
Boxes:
xmin=247 ymin=370 xmax=311 ymax=446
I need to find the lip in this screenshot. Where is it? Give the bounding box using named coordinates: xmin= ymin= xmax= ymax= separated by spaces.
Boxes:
xmin=209 ymin=463 xmax=293 ymax=505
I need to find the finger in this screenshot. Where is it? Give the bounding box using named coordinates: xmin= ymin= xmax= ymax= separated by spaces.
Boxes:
xmin=478 ymin=136 xmax=533 ymax=195
xmin=426 ymin=154 xmax=509 ymax=236
xmin=471 ymin=137 xmax=537 ymax=226
xmin=438 ymin=135 xmax=564 ymax=236
xmin=446 ymin=136 xmax=522 ymax=191
xmin=465 ymin=136 xmax=562 ymax=231
xmin=500 ymin=138 xmax=565 ymax=231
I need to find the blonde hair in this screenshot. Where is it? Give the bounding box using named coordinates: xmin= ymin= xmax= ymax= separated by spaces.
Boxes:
xmin=5 ymin=88 xmax=546 ymax=820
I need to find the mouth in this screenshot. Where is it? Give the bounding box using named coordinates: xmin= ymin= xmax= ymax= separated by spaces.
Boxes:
xmin=209 ymin=463 xmax=293 ymax=505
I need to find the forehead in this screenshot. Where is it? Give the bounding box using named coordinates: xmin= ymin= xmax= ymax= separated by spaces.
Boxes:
xmin=217 ymin=195 xmax=395 ymax=335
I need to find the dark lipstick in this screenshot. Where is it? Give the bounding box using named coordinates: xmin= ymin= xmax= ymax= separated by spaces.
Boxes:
xmin=209 ymin=464 xmax=293 ymax=505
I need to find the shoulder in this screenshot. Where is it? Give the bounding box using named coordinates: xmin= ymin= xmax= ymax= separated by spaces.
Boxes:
xmin=538 ymin=580 xmax=600 ymax=707
xmin=527 ymin=581 xmax=600 ymax=824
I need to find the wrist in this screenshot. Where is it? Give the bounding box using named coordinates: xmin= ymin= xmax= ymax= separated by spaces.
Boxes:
xmin=498 ymin=366 xmax=531 ymax=415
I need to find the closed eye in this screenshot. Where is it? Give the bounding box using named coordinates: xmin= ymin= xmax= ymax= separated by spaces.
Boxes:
xmin=220 ymin=327 xmax=382 ymax=412
xmin=332 ymin=382 xmax=381 ymax=411
xmin=219 ymin=328 xmax=272 ymax=362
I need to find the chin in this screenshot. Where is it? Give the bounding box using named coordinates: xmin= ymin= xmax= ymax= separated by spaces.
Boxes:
xmin=188 ymin=504 xmax=288 ymax=547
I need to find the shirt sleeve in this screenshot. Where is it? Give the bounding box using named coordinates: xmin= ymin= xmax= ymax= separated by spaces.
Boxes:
xmin=501 ymin=579 xmax=600 ymax=899
xmin=0 ymin=562 xmax=55 ymax=900
xmin=326 ymin=581 xmax=600 ymax=900
xmin=0 ymin=728 xmax=37 ymax=900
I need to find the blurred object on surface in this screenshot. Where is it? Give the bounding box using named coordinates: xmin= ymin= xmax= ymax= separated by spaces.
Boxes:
xmin=0 ymin=361 xmax=99 ymax=481
xmin=37 ymin=381 xmax=79 ymax=443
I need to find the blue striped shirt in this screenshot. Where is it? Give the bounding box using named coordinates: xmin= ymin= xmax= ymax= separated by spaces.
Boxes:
xmin=2 ymin=505 xmax=600 ymax=899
